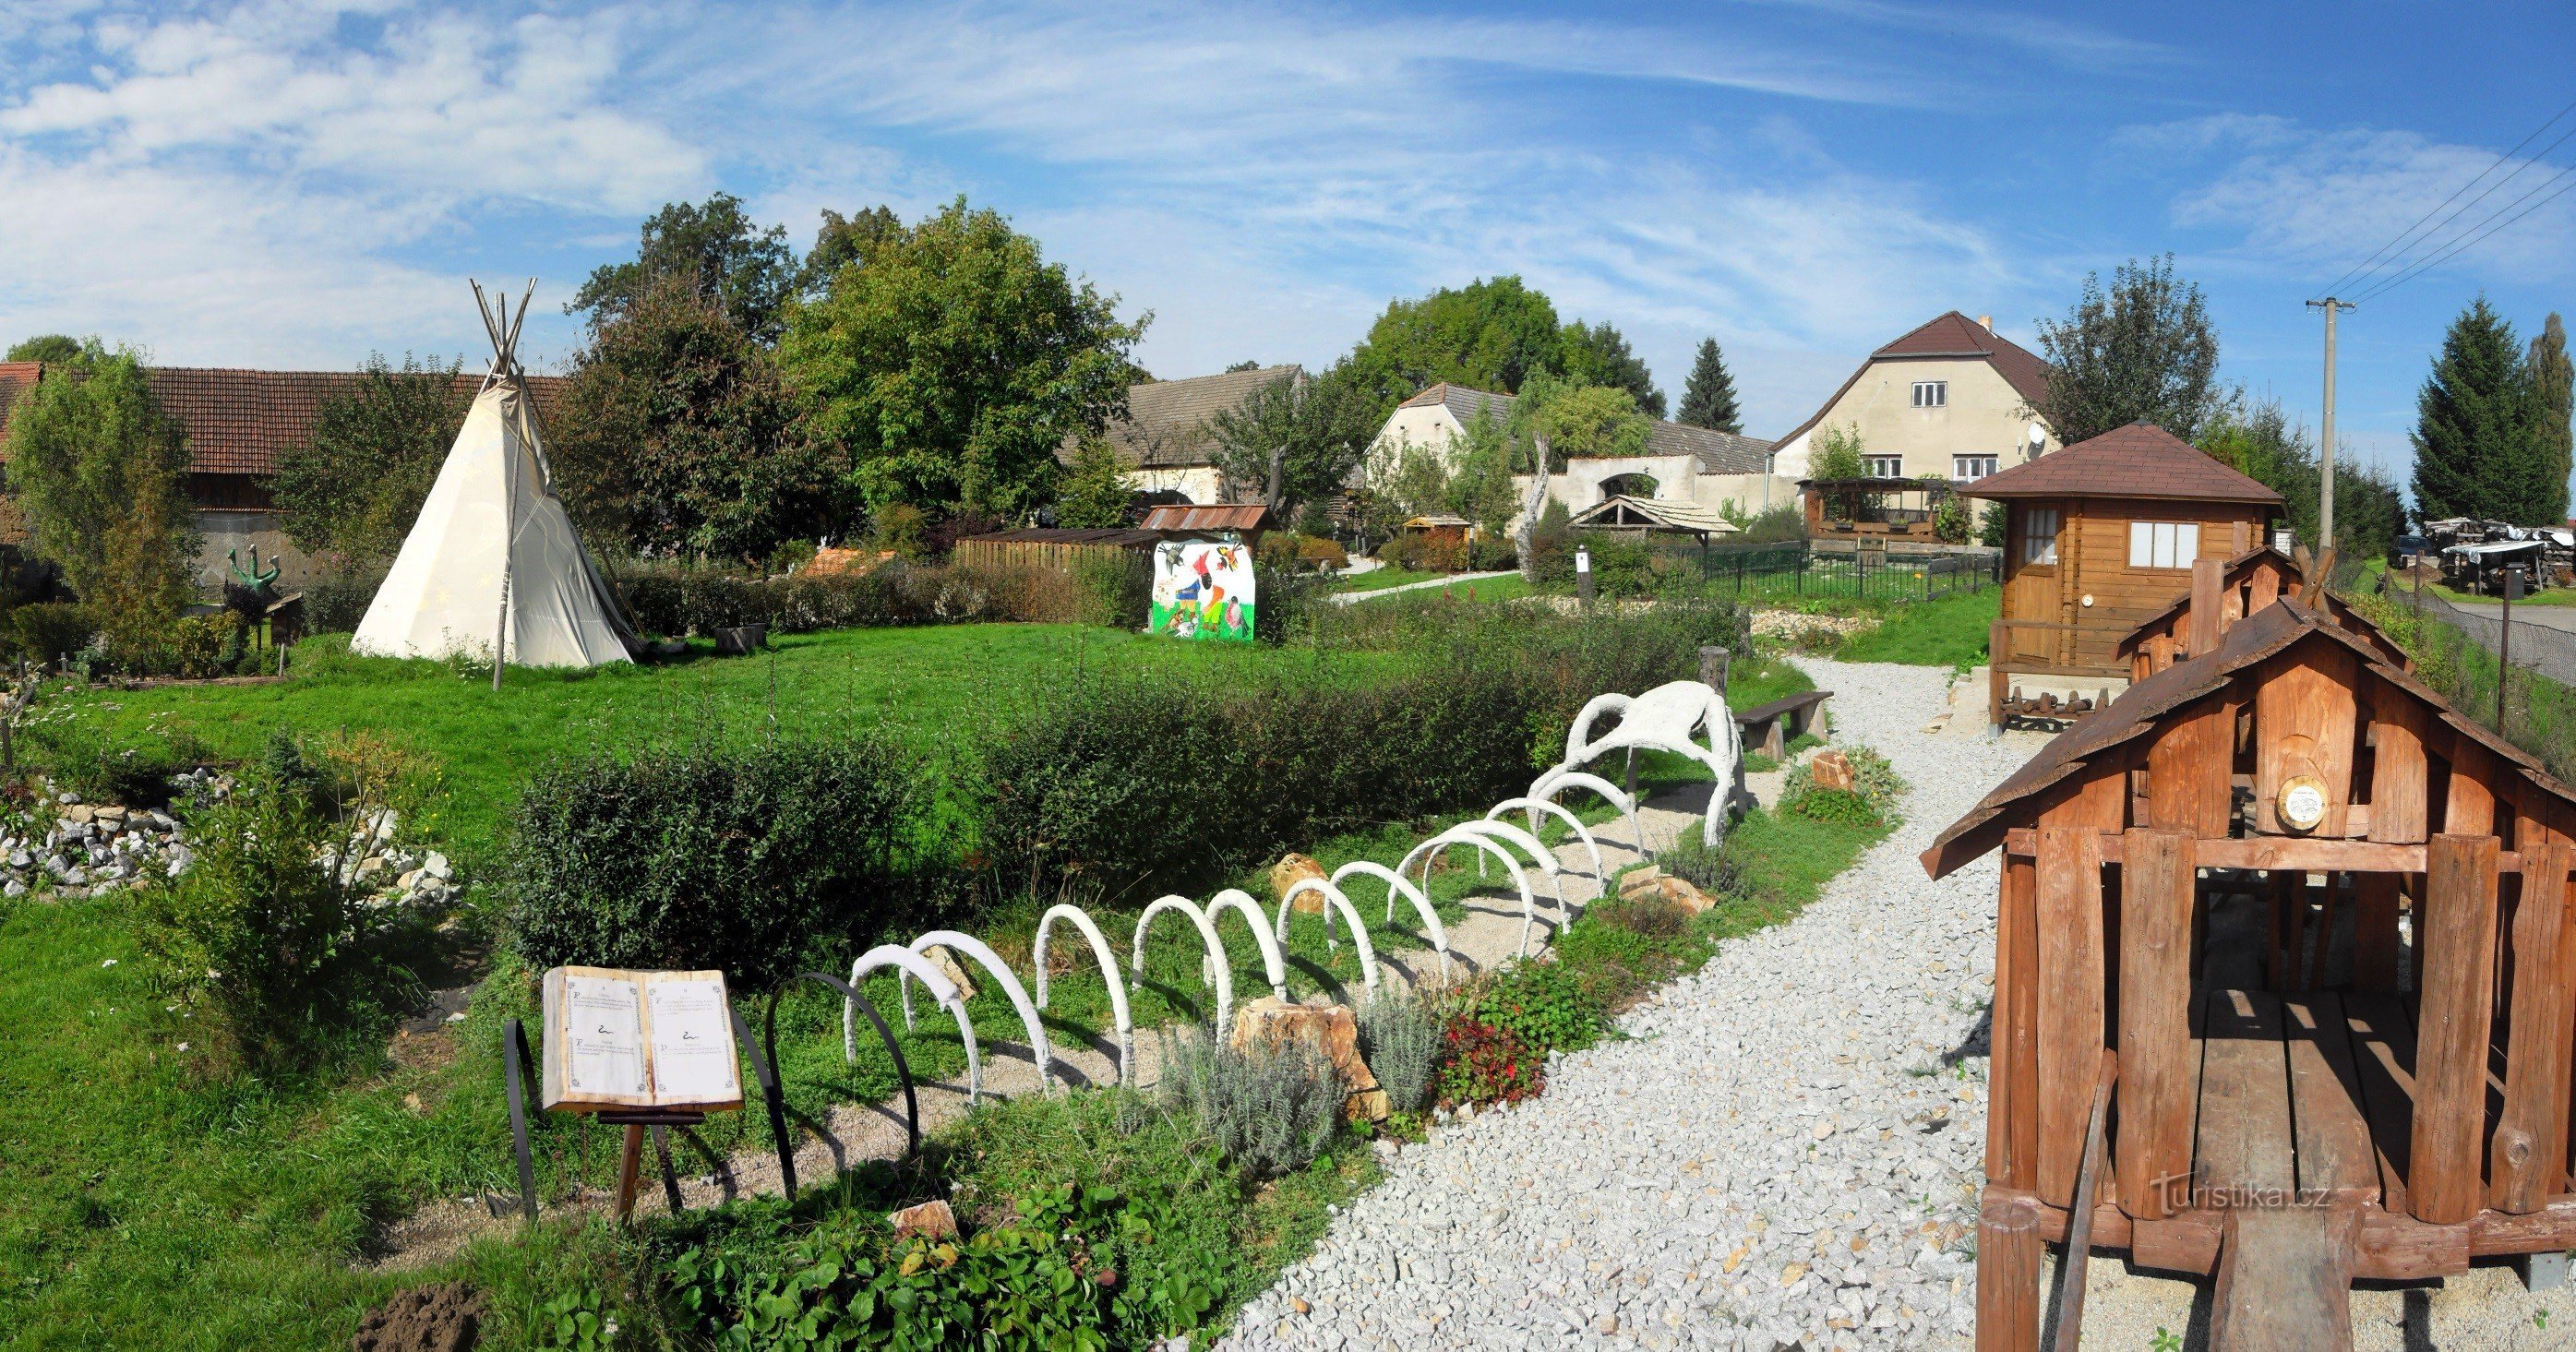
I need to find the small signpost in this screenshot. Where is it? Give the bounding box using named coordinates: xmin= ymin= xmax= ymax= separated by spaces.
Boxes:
xmin=1576 ymin=547 xmax=1594 ymax=605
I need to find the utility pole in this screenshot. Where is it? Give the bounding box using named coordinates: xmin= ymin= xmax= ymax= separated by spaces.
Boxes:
xmin=2307 ymin=298 xmax=2354 ymax=555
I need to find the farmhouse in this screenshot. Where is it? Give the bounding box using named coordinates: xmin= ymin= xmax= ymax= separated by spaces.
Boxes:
xmin=1058 ymin=364 xmax=1303 ymax=507
xmin=0 ymin=360 xmax=562 ymax=590
xmin=1768 ymin=311 xmax=2057 ymax=490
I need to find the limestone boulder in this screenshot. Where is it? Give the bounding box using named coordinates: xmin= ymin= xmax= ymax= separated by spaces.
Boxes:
xmin=890 ymin=1199 xmax=958 ymax=1240
xmin=921 ymin=946 xmax=977 ymax=1001
xmin=1270 ymin=854 xmax=1330 ymax=913
xmin=1809 ymin=748 xmax=1855 ymax=792
xmin=1229 ymin=995 xmax=1385 ymax=1120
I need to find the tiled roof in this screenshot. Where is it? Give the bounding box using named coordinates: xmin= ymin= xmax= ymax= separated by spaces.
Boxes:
xmin=1959 ymin=421 xmax=2282 ymax=505
xmin=1775 ymin=310 xmax=2056 ymax=446
xmin=1137 ymin=503 xmax=1272 ymax=533
xmin=0 ymin=363 xmax=561 ymax=477
xmin=1071 ymin=365 xmax=1302 ymax=470
xmin=1395 ymin=382 xmax=1777 ymax=474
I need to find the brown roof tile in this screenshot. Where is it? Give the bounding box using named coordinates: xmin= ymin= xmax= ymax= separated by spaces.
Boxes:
xmin=1067 ymin=365 xmax=1303 ymax=470
xmin=1959 ymin=421 xmax=2282 ymax=505
xmin=1775 ymin=310 xmax=2055 ymax=446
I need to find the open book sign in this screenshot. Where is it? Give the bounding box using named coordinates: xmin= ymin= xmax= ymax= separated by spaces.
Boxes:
xmin=540 ymin=966 xmax=744 ymax=1113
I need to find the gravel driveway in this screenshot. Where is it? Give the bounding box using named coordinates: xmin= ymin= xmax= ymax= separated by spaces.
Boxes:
xmin=1222 ymin=658 xmax=2038 ymax=1352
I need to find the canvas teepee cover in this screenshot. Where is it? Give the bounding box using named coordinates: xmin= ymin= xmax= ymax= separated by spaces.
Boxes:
xmin=354 ymin=286 xmax=633 ymax=667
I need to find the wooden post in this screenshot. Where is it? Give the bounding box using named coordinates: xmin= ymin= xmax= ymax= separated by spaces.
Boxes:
xmin=2188 ymin=556 xmax=2224 ymax=655
xmin=613 ymin=1122 xmax=648 ymax=1224
xmin=1975 ymin=1190 xmax=2043 ymax=1352
xmin=1991 ymin=854 xmax=2043 ymax=1190
xmin=1990 ymin=618 xmax=2010 ymax=733
xmin=2036 ymin=825 xmax=2106 ymax=1207
xmin=2053 ymin=1051 xmax=2118 ymax=1350
xmin=2412 ymin=833 xmax=2500 ymax=1225
xmin=2119 ymin=829 xmax=2196 ymax=1218
xmin=2493 ymin=839 xmax=2574 ymax=1213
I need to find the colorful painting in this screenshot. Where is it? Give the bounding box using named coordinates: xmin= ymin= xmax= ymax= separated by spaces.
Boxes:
xmin=1150 ymin=538 xmax=1256 ymax=641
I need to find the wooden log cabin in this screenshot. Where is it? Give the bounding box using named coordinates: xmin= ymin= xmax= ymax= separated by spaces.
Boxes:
xmin=1962 ymin=423 xmax=2282 ymax=729
xmin=1923 ymin=591 xmax=2576 ymax=1349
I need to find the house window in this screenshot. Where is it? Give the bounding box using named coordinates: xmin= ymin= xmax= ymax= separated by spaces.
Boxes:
xmin=1912 ymin=381 xmax=1947 ymax=408
xmin=2127 ymin=520 xmax=2201 ymax=569
xmin=2019 ymin=507 xmax=2059 ymax=566
xmin=1953 ymin=454 xmax=1997 ymax=481
xmin=1863 ymin=455 xmax=1904 ymax=478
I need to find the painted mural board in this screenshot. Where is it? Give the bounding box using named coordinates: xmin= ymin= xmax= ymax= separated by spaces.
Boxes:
xmin=1150 ymin=538 xmax=1255 ymax=642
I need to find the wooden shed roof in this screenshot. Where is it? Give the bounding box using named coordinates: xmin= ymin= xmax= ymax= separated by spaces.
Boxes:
xmin=1959 ymin=422 xmax=2282 ymax=505
xmin=1921 ymin=597 xmax=2576 ymax=879
xmin=2112 ymin=545 xmax=2402 ymax=665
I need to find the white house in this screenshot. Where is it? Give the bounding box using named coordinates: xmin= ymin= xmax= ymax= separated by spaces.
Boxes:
xmin=1364 ymin=382 xmax=1790 ymax=531
xmin=1768 ymin=311 xmax=2057 ymax=487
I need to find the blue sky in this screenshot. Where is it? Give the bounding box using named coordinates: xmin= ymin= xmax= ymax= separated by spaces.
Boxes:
xmin=3 ymin=2 xmax=2573 ymax=490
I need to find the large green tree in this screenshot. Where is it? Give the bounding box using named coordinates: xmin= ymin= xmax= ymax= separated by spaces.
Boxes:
xmin=2531 ymin=312 xmax=2573 ymax=524
xmin=1512 ymin=375 xmax=1652 ymax=466
xmin=797 ymin=205 xmax=905 ymax=299
xmin=1206 ymin=364 xmax=1384 ymax=509
xmin=6 ymin=335 xmax=84 ymax=363
xmin=572 ymin=192 xmax=799 ymax=346
xmin=1559 ymin=320 xmax=1664 ymax=418
xmin=2199 ymin=398 xmax=2403 ymax=560
xmin=2031 ymin=254 xmax=2228 ymax=443
xmin=781 ymin=197 xmax=1146 ymax=518
xmin=1675 ymin=337 xmax=1743 ymax=433
xmin=274 ymin=354 xmax=467 ymax=568
xmin=2411 ymin=298 xmax=2546 ymax=523
xmin=556 ymin=277 xmax=845 ymax=561
xmin=1343 ymin=276 xmax=1564 ymax=407
xmin=0 ymin=341 xmax=198 ymax=644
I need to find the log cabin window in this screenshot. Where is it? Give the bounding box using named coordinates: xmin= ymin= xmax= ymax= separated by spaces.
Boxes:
xmin=2019 ymin=507 xmax=2058 ymax=566
xmin=2127 ymin=520 xmax=2200 ymax=569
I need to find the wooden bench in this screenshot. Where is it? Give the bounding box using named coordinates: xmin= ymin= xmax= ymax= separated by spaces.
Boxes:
xmin=1734 ymin=689 xmax=1831 ymax=759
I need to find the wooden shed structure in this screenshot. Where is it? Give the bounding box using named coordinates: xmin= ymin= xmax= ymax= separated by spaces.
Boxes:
xmin=1923 ymin=591 xmax=2576 ymax=1348
xmin=951 ymin=527 xmax=1161 ymax=571
xmin=1962 ymin=424 xmax=2281 ymax=728
xmin=2116 ymin=545 xmax=2409 ymax=683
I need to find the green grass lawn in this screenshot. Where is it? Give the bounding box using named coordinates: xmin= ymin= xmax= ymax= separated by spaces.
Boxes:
xmin=1831 ymin=586 xmax=2000 ymax=669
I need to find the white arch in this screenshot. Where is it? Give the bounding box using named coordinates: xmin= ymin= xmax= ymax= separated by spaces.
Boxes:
xmin=900 ymin=931 xmax=1055 ymax=1093
xmin=1528 ymin=768 xmax=1645 ymax=855
xmin=846 ymin=943 xmax=981 ymax=1104
xmin=1132 ymin=895 xmax=1239 ymax=1035
xmin=1333 ymin=860 xmax=1450 ymax=986
xmin=1274 ymin=876 xmax=1381 ymax=1003
xmin=1033 ymin=903 xmax=1133 ymax=1085
xmin=1488 ymin=796 xmax=1606 ymax=885
xmin=1206 ymin=888 xmax=1289 ymax=1002
xmin=1397 ymin=826 xmax=1544 ymax=957
xmin=1451 ymin=818 xmax=1564 ymax=912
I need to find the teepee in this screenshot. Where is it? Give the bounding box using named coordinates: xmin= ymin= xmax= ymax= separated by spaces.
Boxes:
xmin=353 ymin=281 xmax=635 ymax=671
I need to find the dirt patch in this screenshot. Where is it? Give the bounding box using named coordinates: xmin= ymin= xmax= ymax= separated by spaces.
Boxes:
xmin=353 ymin=1280 xmax=483 ymax=1351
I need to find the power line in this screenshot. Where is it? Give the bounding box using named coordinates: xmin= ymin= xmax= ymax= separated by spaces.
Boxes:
xmin=2311 ymin=94 xmax=2576 ymax=301
xmin=2348 ymin=157 xmax=2576 ymax=305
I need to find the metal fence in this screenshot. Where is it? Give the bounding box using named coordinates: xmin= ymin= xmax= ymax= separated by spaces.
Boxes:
xmin=1680 ymin=541 xmax=1999 ymax=604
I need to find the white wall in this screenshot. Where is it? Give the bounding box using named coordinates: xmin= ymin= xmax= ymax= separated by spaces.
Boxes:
xmin=1774 ymin=356 xmax=2053 ymax=482
xmin=1120 ymin=464 xmax=1227 ymax=504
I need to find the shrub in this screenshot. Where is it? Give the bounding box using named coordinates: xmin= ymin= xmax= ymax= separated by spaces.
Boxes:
xmin=6 ymin=601 xmax=95 ymax=665
xmin=1466 ymin=534 xmax=1518 ymax=571
xmin=1357 ymin=994 xmax=1439 ymax=1115
xmin=1437 ymin=1016 xmax=1543 ymax=1107
xmin=500 ymin=734 xmax=928 ymax=987
xmin=1779 ymin=744 xmax=1904 ymax=828
xmin=1468 ymin=960 xmax=1602 ymax=1054
xmin=1158 ymin=1027 xmax=1344 ymax=1178
xmin=300 ymin=570 xmax=383 ymax=634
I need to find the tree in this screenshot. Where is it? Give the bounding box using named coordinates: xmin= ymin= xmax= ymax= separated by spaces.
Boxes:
xmin=555 ymin=276 xmax=845 ymax=561
xmin=797 ymin=206 xmax=905 ymax=298
xmin=1807 ymin=422 xmax=1871 ymax=520
xmin=1675 ymin=338 xmax=1743 ymax=433
xmin=2202 ymin=398 xmax=2410 ymax=561
xmin=1511 ymin=375 xmax=1651 ymax=466
xmin=2531 ymin=312 xmax=2573 ymax=525
xmin=1206 ymin=365 xmax=1384 ymax=510
xmin=2032 ymin=254 xmax=2228 ymax=443
xmin=1559 ymin=320 xmax=1664 ymax=418
xmin=572 ymin=193 xmax=799 ymax=345
xmin=0 ymin=341 xmax=198 ymax=644
xmin=781 ymin=197 xmax=1147 ymax=519
xmin=6 ymin=335 xmax=83 ymax=363
xmin=2411 ymin=297 xmax=2546 ymax=524
xmin=1342 ymin=277 xmax=1564 ymax=408
xmin=1054 ymin=437 xmax=1133 ymax=529
xmin=274 ymin=354 xmax=467 ymax=568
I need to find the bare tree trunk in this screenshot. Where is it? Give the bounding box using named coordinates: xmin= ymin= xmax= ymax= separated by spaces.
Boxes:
xmin=1519 ymin=431 xmax=1552 ymax=581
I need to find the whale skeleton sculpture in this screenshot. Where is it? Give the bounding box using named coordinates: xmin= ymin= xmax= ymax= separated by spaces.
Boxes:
xmin=1542 ymin=680 xmax=1742 ymax=848
xmin=1525 ymin=769 xmax=1645 ymax=856
xmin=1486 ymin=796 xmax=1605 ymax=887
xmin=1132 ymin=895 xmax=1242 ymax=1035
xmin=1032 ymin=903 xmax=1134 ymax=1085
xmin=1272 ymin=876 xmax=1381 ymax=1004
xmin=1396 ymin=826 xmax=1542 ymax=956
xmin=1332 ymin=860 xmax=1449 ymax=985
xmin=1445 ymin=817 xmax=1564 ymax=912
xmin=893 ymin=930 xmax=1055 ymax=1100
xmin=844 ymin=943 xmax=980 ymax=1103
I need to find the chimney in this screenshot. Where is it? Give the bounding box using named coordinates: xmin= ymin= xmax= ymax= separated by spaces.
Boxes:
xmin=1976 ymin=315 xmax=1993 ymax=331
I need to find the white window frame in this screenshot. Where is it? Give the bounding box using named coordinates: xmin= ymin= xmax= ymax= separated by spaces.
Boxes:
xmin=1953 ymin=454 xmax=1997 ymax=481
xmin=2127 ymin=520 xmax=2200 ymax=569
xmin=2020 ymin=507 xmax=2059 ymax=567
xmin=1863 ymin=455 xmax=1905 ymax=479
xmin=1911 ymin=380 xmax=1947 ymax=408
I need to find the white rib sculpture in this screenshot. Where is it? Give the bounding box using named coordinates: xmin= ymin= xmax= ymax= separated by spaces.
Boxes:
xmin=1132 ymin=894 xmax=1238 ymax=1034
xmin=1032 ymin=903 xmax=1133 ymax=1084
xmin=1206 ymin=888 xmax=1289 ymax=1003
xmin=1527 ymin=768 xmax=1645 ymax=855
xmin=898 ymin=930 xmax=1055 ymax=1093
xmin=1451 ymin=817 xmax=1564 ymax=911
xmin=1274 ymin=876 xmax=1380 ymax=1004
xmin=1487 ymin=796 xmax=1606 ymax=886
xmin=845 ymin=943 xmax=981 ymax=1103
xmin=1397 ymin=827 xmax=1541 ymax=956
xmin=1333 ymin=860 xmax=1450 ymax=986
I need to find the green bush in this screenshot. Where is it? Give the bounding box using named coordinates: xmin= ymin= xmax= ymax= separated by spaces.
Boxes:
xmin=1437 ymin=1014 xmax=1543 ymax=1107
xmin=1468 ymin=960 xmax=1601 ymax=1054
xmin=1357 ymin=994 xmax=1439 ymax=1115
xmin=23 ymin=716 xmax=210 ymax=807
xmin=299 ymin=569 xmax=382 ymax=634
xmin=6 ymin=601 xmax=95 ymax=665
xmin=1779 ymin=745 xmax=1904 ymax=828
xmin=1159 ymin=1027 xmax=1344 ymax=1179
xmin=499 ymin=734 xmax=929 ymax=987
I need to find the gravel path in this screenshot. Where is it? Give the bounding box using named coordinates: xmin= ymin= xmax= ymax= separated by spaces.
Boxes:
xmin=1223 ymin=659 xmax=2042 ymax=1352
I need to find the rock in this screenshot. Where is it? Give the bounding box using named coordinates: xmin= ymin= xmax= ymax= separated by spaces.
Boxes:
xmin=2 ymin=880 xmax=20 ymax=898
xmin=1809 ymin=748 xmax=1855 ymax=792
xmin=1229 ymin=995 xmax=1384 ymax=1120
xmin=356 ymin=856 xmax=389 ymax=880
xmin=1647 ymin=876 xmax=1714 ymax=914
xmin=65 ymin=805 xmax=94 ymax=825
xmin=890 ymin=1199 xmax=958 ymax=1240
xmin=424 ymin=852 xmax=452 ymax=880
xmin=95 ymin=805 xmax=126 ymax=823
xmin=398 ymin=869 xmax=425 ymax=891
xmin=1271 ymin=854 xmax=1330 ymax=913
xmin=920 ymin=946 xmax=977 ymax=1001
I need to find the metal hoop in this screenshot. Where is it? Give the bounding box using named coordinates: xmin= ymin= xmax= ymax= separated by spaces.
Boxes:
xmin=765 ymin=972 xmax=918 ymax=1202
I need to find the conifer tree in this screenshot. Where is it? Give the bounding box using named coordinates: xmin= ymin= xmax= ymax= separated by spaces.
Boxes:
xmin=2411 ymin=298 xmax=2542 ymax=523
xmin=2529 ymin=312 xmax=2573 ymax=525
xmin=1675 ymin=338 xmax=1743 ymax=433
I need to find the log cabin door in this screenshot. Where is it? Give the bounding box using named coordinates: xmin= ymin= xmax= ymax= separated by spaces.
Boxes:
xmin=2005 ymin=502 xmax=2065 ymax=666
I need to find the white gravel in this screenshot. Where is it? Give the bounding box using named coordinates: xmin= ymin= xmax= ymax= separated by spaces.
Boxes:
xmin=1221 ymin=658 xmax=2040 ymax=1352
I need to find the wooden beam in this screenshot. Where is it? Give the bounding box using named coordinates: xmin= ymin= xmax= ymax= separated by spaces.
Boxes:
xmin=2351 ymin=871 xmax=2403 ymax=992
xmin=2283 ymin=992 xmax=2378 ymax=1204
xmin=1992 ymin=853 xmax=2042 ymax=1191
xmin=2036 ymin=825 xmax=2107 ymax=1207
xmin=2492 ymin=838 xmax=2574 ymax=1214
xmin=2050 ymin=1051 xmax=2117 ymax=1352
xmin=2188 ymin=556 xmax=2224 ymax=656
xmin=2146 ymin=701 xmax=2235 ymax=839
xmin=2118 ymin=829 xmax=2197 ymax=1219
xmin=2002 ymin=828 xmax=2522 ymax=875
xmin=2366 ymin=699 xmax=2431 ymax=844
xmin=2211 ymin=1203 xmax=2359 ymax=1352
xmin=1976 ymin=1191 xmax=2043 ymax=1352
xmin=2412 ymin=833 xmax=2500 ymax=1226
